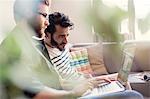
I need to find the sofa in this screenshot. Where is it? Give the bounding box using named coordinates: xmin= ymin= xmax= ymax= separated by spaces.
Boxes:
xmin=71 ymin=42 xmax=123 ymax=75
xmin=71 ymin=41 xmax=150 ymax=98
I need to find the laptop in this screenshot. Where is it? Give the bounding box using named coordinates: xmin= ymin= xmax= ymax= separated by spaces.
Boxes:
xmin=82 ymin=47 xmax=135 ymax=97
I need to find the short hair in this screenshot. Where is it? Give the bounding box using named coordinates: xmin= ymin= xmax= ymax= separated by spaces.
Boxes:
xmin=45 ymin=12 xmax=74 ymax=34
xmin=13 ymin=0 xmax=50 ymax=23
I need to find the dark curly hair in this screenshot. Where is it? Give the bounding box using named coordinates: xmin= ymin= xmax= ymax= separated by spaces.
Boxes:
xmin=45 ymin=12 xmax=74 ymax=34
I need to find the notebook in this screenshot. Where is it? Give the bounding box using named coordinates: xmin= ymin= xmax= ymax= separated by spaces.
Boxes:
xmin=82 ymin=48 xmax=135 ymax=97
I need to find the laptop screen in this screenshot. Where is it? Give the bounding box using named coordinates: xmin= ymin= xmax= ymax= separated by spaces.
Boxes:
xmin=117 ymin=47 xmax=135 ymax=85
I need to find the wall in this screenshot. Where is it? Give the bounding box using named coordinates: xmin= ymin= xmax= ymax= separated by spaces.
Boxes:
xmin=0 ymin=0 xmax=16 ymax=43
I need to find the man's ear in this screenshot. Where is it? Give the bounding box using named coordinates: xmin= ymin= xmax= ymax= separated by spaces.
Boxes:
xmin=45 ymin=33 xmax=48 ymax=38
xmin=45 ymin=32 xmax=51 ymax=38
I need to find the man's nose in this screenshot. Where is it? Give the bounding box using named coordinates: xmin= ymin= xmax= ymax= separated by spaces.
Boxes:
xmin=45 ymin=19 xmax=49 ymax=27
xmin=63 ymin=37 xmax=68 ymax=44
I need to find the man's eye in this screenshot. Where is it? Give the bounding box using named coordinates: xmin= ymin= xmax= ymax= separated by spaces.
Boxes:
xmin=42 ymin=13 xmax=47 ymax=18
xmin=38 ymin=12 xmax=48 ymax=19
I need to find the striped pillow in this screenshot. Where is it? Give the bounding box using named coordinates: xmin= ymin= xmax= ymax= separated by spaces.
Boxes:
xmin=70 ymin=49 xmax=93 ymax=74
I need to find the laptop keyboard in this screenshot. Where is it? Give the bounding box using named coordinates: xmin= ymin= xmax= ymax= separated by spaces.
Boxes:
xmin=91 ymin=81 xmax=125 ymax=95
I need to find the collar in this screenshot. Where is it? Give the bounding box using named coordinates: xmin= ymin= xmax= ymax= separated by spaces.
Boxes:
xmin=32 ymin=36 xmax=44 ymax=41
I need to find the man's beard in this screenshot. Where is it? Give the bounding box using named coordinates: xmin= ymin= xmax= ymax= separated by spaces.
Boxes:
xmin=29 ymin=21 xmax=44 ymax=39
xmin=51 ymin=35 xmax=58 ymax=47
xmin=51 ymin=35 xmax=65 ymax=51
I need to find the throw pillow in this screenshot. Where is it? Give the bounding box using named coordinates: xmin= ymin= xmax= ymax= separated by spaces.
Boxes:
xmin=70 ymin=48 xmax=93 ymax=74
xmin=87 ymin=43 xmax=108 ymax=75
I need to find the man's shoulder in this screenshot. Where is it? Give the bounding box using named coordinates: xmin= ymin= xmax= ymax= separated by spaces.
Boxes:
xmin=0 ymin=33 xmax=21 ymax=55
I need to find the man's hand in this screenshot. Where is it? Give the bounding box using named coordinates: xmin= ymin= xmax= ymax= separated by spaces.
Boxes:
xmin=87 ymin=76 xmax=111 ymax=88
xmin=96 ymin=73 xmax=132 ymax=90
xmin=69 ymin=77 xmax=111 ymax=97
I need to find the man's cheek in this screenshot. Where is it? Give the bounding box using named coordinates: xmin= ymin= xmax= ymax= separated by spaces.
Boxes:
xmin=60 ymin=44 xmax=65 ymax=48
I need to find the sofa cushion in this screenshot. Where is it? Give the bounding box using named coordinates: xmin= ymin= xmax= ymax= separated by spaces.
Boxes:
xmin=70 ymin=48 xmax=93 ymax=74
xmin=103 ymin=43 xmax=123 ymax=73
xmin=87 ymin=43 xmax=108 ymax=75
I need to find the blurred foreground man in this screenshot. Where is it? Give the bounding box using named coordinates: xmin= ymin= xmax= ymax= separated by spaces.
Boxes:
xmin=0 ymin=0 xmax=103 ymax=99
